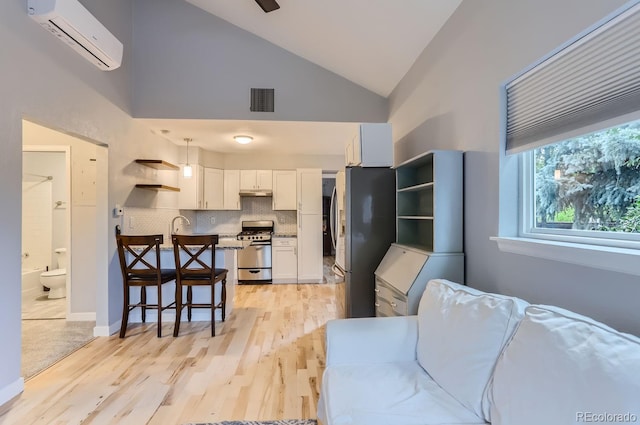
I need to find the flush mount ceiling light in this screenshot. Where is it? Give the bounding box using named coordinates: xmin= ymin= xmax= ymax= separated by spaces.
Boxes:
xmin=234 ymin=135 xmax=253 ymax=145
xmin=183 ymin=137 xmax=193 ymax=178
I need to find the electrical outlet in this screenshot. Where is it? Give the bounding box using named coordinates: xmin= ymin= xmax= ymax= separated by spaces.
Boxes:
xmin=210 ymin=216 xmax=216 ymax=225
xmin=129 ymin=216 xmax=136 ymax=229
xmin=113 ymin=204 xmax=124 ymax=217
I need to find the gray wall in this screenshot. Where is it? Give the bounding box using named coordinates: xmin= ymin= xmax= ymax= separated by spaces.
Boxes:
xmin=389 ymin=0 xmax=640 ymax=335
xmin=0 ymin=0 xmax=145 ymax=400
xmin=132 ymin=0 xmax=388 ymax=123
xmin=0 ymin=0 xmax=391 ymax=403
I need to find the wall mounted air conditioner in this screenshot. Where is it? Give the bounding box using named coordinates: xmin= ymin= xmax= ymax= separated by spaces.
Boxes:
xmin=27 ymin=0 xmax=123 ymax=71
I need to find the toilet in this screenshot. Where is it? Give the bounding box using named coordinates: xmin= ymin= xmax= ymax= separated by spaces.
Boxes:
xmin=40 ymin=248 xmax=67 ymax=299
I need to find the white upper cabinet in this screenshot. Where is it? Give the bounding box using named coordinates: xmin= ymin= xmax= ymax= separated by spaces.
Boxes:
xmin=203 ymin=168 xmax=224 ymax=210
xmin=272 ymin=170 xmax=297 ymax=210
xmin=296 ymin=169 xmax=322 ymax=214
xmin=257 ymin=170 xmax=273 ymax=190
xmin=345 ymin=123 xmax=393 ymax=167
xmin=240 ymin=170 xmax=273 ymax=190
xmin=223 ymin=169 xmax=241 ymax=210
xmin=178 ymin=164 xmax=204 ymax=209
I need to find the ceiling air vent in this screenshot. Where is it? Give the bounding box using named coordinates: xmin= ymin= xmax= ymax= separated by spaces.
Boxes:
xmin=250 ymin=88 xmax=275 ymax=112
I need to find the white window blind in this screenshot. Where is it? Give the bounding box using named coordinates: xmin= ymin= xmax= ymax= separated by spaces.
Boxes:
xmin=505 ymin=3 xmax=640 ymax=154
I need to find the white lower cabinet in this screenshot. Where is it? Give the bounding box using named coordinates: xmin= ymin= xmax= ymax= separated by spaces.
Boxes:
xmin=297 ymin=213 xmax=323 ymax=283
xmin=296 ymin=168 xmax=323 ymax=283
xmin=272 ymin=237 xmax=297 ymax=283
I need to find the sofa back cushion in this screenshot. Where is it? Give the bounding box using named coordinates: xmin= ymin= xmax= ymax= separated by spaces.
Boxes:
xmin=490 ymin=305 xmax=640 ymax=425
xmin=416 ymin=279 xmax=528 ymax=421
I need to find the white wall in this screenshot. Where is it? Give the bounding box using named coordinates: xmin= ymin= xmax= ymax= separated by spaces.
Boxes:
xmin=389 ymin=0 xmax=640 ymax=335
xmin=188 ymin=148 xmax=345 ymax=173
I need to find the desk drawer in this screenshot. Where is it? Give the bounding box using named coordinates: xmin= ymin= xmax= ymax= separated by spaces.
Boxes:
xmin=375 ymin=278 xmax=408 ymax=317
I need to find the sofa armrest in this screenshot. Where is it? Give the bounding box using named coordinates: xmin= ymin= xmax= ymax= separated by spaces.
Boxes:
xmin=325 ymin=316 xmax=418 ymax=366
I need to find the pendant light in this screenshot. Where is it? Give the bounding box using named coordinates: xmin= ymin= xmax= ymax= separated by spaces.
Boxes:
xmin=183 ymin=138 xmax=193 ymax=178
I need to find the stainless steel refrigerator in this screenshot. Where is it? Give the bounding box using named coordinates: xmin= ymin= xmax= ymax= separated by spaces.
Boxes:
xmin=333 ymin=166 xmax=396 ymax=318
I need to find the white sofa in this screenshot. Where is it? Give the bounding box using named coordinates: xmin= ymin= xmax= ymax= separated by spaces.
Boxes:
xmin=317 ymin=279 xmax=640 ymax=425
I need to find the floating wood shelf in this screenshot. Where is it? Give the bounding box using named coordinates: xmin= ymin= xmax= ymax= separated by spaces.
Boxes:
xmin=135 ymin=184 xmax=180 ymax=192
xmin=135 ymin=159 xmax=179 ymax=170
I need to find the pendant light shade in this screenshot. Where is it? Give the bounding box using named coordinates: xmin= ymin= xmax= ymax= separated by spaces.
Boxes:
xmin=183 ymin=164 xmax=193 ymax=178
xmin=183 ymin=138 xmax=193 ymax=178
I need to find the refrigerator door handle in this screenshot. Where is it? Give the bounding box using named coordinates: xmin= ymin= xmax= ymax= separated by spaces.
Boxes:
xmin=330 ymin=186 xmax=337 ymax=249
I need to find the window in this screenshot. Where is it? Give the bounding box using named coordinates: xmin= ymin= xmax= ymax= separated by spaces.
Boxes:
xmin=523 ymin=120 xmax=640 ymax=247
xmin=505 ymin=2 xmax=640 ymax=249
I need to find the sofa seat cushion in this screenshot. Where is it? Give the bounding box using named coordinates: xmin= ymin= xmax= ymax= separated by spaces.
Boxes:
xmin=319 ymin=361 xmax=487 ymax=425
xmin=417 ymin=279 xmax=529 ymax=421
xmin=491 ymin=305 xmax=640 ymax=425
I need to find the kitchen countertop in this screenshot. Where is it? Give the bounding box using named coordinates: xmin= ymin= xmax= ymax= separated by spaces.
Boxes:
xmin=273 ymin=234 xmax=297 ymax=238
xmin=156 ymin=237 xmax=251 ymax=250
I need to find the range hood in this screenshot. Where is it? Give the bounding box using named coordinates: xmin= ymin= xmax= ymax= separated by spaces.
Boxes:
xmin=239 ymin=189 xmax=273 ymax=197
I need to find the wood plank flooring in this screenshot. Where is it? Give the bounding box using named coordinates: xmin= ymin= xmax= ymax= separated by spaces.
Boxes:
xmin=1 ymin=282 xmax=344 ymax=425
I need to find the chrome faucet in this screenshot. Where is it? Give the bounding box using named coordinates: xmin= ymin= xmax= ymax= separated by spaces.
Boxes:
xmin=171 ymin=215 xmax=191 ymax=235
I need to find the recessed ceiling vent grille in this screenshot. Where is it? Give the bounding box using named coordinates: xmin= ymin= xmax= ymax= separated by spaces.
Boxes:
xmin=250 ymin=88 xmax=275 ymax=112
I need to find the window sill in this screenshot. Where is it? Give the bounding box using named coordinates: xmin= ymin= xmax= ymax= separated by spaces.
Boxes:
xmin=491 ymin=236 xmax=640 ymax=276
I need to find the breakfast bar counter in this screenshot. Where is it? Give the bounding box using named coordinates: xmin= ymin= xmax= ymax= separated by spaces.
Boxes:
xmin=126 ymin=237 xmax=250 ymax=327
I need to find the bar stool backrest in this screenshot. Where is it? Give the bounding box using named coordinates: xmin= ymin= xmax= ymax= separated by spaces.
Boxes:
xmin=172 ymin=234 xmax=219 ymax=280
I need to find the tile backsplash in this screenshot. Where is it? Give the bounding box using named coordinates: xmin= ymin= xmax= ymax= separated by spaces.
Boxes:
xmin=196 ymin=197 xmax=297 ymax=235
xmin=121 ymin=207 xmax=185 ymax=240
xmin=123 ymin=197 xmax=297 ymax=239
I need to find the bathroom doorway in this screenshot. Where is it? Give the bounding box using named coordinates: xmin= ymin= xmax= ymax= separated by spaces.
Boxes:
xmin=22 ymin=149 xmax=68 ymax=320
xmin=21 ymin=120 xmax=98 ymax=379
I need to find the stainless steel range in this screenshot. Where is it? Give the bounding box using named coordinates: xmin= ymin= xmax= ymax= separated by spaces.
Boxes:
xmin=237 ymin=220 xmax=274 ymax=283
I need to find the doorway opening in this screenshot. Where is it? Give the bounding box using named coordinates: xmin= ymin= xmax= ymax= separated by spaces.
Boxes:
xmin=21 ymin=119 xmax=107 ymax=379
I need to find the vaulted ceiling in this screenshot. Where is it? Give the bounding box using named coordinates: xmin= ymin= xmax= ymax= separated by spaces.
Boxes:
xmin=141 ymin=0 xmax=462 ymax=155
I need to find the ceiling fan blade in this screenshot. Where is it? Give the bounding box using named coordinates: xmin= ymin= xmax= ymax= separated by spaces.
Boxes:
xmin=255 ymin=0 xmax=280 ymax=13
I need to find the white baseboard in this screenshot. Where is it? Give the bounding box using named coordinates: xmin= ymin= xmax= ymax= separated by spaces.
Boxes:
xmin=0 ymin=377 xmax=24 ymax=407
xmin=297 ymin=278 xmax=323 ymax=284
xmin=67 ymin=312 xmax=96 ymax=321
xmin=93 ymin=311 xmax=222 ymax=337
xmin=93 ymin=321 xmax=120 ymax=337
xmin=272 ymin=278 xmax=298 ymax=284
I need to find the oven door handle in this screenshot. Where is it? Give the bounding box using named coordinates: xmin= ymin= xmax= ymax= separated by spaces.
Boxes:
xmin=250 ymin=241 xmax=271 ymax=246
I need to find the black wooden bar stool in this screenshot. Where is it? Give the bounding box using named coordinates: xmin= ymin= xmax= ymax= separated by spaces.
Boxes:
xmin=171 ymin=234 xmax=228 ymax=337
xmin=116 ymin=234 xmax=176 ymax=338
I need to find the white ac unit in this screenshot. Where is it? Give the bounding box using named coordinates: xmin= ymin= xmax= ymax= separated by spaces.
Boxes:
xmin=27 ymin=0 xmax=123 ymax=71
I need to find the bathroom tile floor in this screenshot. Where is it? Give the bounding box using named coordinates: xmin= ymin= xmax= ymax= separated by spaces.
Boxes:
xmin=21 ymin=286 xmax=64 ymax=319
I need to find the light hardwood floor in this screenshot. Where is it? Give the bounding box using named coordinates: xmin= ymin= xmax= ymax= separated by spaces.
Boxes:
xmin=1 ymin=282 xmax=344 ymax=425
